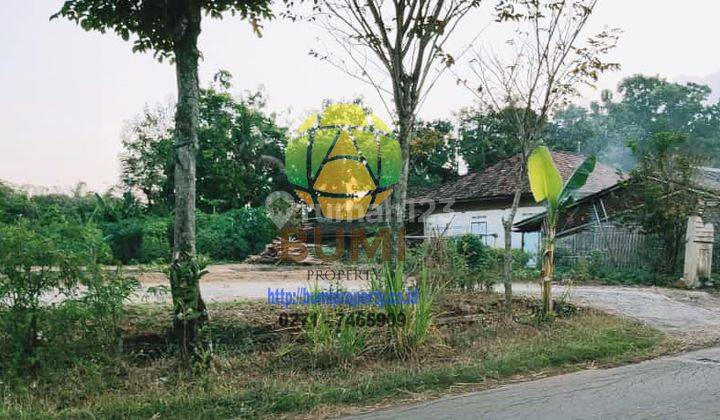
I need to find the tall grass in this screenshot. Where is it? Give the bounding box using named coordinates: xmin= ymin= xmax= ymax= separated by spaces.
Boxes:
xmin=372 ymin=264 xmax=436 ymax=357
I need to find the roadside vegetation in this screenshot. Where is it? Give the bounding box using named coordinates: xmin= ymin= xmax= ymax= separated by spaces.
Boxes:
xmin=2 ymin=0 xmax=718 ymax=417
xmin=2 ymin=294 xmax=665 ymax=419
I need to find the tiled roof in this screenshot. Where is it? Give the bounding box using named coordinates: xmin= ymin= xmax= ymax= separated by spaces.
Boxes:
xmin=414 ymin=151 xmax=621 ymax=202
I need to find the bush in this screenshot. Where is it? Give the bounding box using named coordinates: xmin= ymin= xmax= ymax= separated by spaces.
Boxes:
xmin=102 ymin=218 xmax=145 ymax=263
xmin=454 ymin=235 xmax=532 ymax=289
xmin=456 ymin=235 xmax=493 ymax=271
xmin=406 ymin=235 xmax=534 ymax=291
xmin=140 ymin=216 xmax=172 ymax=262
xmin=589 ymin=265 xmax=672 ymax=286
xmin=196 ymin=208 xmax=276 ymax=261
xmin=405 ymin=236 xmax=470 ymax=290
xmin=0 ymin=220 xmax=137 ymax=372
xmin=101 ymin=207 xmax=275 ymax=264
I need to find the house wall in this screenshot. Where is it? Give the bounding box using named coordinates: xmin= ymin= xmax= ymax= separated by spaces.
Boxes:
xmin=423 ymin=203 xmax=545 ymax=251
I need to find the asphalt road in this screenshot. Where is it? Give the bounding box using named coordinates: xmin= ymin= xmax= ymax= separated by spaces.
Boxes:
xmin=352 ymin=346 xmax=720 ymax=420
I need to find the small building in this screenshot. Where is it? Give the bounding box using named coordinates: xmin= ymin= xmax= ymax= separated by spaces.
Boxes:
xmin=410 ymin=151 xmax=620 ymax=263
xmin=514 ymin=168 xmax=720 ymax=273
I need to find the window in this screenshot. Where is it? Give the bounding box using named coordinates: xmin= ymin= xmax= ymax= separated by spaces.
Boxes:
xmin=470 ymin=217 xmax=489 ymax=245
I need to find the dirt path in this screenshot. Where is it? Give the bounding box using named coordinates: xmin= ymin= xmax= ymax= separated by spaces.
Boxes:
xmin=134 ymin=264 xmax=720 ymax=345
xmin=133 ymin=263 xmax=366 ymax=303
xmin=497 ymin=283 xmax=720 ymax=346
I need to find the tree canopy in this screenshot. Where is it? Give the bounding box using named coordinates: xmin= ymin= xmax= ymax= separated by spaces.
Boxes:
xmin=52 ymin=0 xmax=272 ymax=61
xmin=121 ymin=78 xmax=286 ymax=213
xmin=549 ymin=75 xmax=720 ymax=169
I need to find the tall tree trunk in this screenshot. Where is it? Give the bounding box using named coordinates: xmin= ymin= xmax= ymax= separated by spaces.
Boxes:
xmin=390 ymin=113 xmax=413 ymax=265
xmin=170 ymin=0 xmax=207 ymax=357
xmin=502 ymin=183 xmax=523 ymax=318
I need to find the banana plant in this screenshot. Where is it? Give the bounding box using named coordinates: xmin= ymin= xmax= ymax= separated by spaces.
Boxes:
xmin=527 ymin=147 xmax=596 ymax=314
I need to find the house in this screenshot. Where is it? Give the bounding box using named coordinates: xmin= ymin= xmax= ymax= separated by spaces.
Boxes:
xmin=409 ymin=151 xmax=620 ymax=262
xmin=513 ymin=167 xmax=720 ymax=271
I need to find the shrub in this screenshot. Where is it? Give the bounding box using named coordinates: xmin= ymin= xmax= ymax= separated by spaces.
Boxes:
xmin=298 ymin=307 xmax=366 ymax=368
xmin=0 ymin=221 xmax=137 ymax=372
xmin=101 ymin=207 xmax=275 ymax=263
xmin=196 ymin=208 xmax=276 ymax=261
xmin=406 ymin=235 xmax=534 ymax=291
xmin=454 ymin=235 xmax=532 ymax=289
xmin=456 ymin=235 xmax=493 ymax=270
xmin=101 ymin=218 xmax=145 ymax=263
xmin=139 ymin=216 xmax=171 ymax=262
xmin=405 ymin=236 xmax=470 ymax=291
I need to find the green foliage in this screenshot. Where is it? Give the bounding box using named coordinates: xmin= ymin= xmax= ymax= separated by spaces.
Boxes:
xmin=455 ymin=234 xmax=493 ymax=270
xmin=120 ymin=82 xmax=288 ymax=213
xmin=295 ymin=307 xmax=366 ymax=369
xmin=140 ymin=216 xmax=173 ymax=262
xmin=457 ymin=107 xmax=540 ymax=173
xmin=528 ymin=146 xmax=596 ymax=223
xmin=408 ymin=119 xmax=459 ymax=188
xmin=52 ymin=0 xmax=273 ymax=61
xmin=556 ymin=249 xmax=673 ymax=286
xmin=102 ymin=208 xmax=275 ymax=264
xmin=405 ymin=236 xmax=473 ymax=290
xmin=101 ymin=216 xmax=170 ymax=264
xmin=0 ymin=220 xmax=137 ymax=372
xmin=454 ymin=234 xmax=496 ymax=290
xmin=548 ymin=75 xmax=720 ymax=168
xmin=589 ymin=266 xmax=672 ymax=287
xmin=196 ymin=208 xmax=276 ymax=261
xmin=373 ymin=266 xmax=436 ymax=357
xmin=406 ymin=235 xmax=532 ymax=291
xmin=620 ymin=132 xmax=702 ymax=274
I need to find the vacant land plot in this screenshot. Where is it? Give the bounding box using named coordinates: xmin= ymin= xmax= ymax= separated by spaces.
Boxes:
xmin=2 ymin=292 xmax=667 ymax=419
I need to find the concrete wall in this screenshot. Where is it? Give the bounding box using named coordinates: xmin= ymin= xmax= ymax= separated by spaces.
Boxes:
xmin=423 ymin=205 xmax=545 ymax=251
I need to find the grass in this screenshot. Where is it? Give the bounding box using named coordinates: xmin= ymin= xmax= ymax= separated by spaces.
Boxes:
xmin=1 ymin=295 xmax=667 ymax=419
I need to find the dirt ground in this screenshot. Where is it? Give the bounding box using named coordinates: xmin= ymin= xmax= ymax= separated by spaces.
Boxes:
xmin=134 ymin=263 xmax=720 ymax=348
xmin=133 ymin=263 xmax=367 ymax=303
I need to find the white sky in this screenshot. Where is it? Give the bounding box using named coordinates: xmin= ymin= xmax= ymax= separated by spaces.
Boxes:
xmin=2 ymin=0 xmax=720 ymax=191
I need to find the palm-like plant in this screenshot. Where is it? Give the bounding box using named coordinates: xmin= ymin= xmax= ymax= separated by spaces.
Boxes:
xmin=527 ymin=147 xmax=596 ymax=314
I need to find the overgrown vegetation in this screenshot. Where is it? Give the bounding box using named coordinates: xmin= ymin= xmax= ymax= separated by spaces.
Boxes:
xmin=0 ymin=185 xmax=276 ymax=264
xmin=406 ymin=234 xmax=534 ymax=292
xmin=620 ymin=132 xmax=706 ymax=274
xmin=555 ymin=251 xmax=675 ymax=287
xmin=0 ymin=295 xmax=665 ymax=419
xmin=0 ymin=219 xmax=137 ymax=374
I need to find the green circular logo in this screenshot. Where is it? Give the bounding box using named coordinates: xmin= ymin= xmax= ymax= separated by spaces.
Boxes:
xmin=285 ymin=103 xmax=401 ymax=221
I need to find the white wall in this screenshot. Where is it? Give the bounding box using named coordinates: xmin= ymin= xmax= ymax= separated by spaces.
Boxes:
xmin=424 ymin=206 xmax=545 ymax=251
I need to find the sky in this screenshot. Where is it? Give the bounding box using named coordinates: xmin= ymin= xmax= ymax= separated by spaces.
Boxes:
xmin=2 ymin=0 xmax=720 ymax=191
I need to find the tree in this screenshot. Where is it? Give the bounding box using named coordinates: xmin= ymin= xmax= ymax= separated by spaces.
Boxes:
xmin=314 ymin=0 xmax=480 ymax=250
xmin=614 ymin=76 xmax=720 ymax=165
xmin=462 ymin=0 xmax=618 ymax=316
xmin=457 ymin=107 xmax=542 ymax=173
xmin=546 ymin=104 xmax=605 ymax=156
xmin=120 ymin=104 xmax=175 ymax=211
xmin=527 ymin=146 xmax=595 ymax=314
xmin=409 ymin=120 xmax=459 ymax=189
xmin=548 ymin=76 xmax=720 ymax=169
xmin=53 ymin=0 xmax=273 ymax=356
xmin=121 ymin=82 xmax=287 ymax=213
xmin=621 ymin=132 xmax=705 ymax=274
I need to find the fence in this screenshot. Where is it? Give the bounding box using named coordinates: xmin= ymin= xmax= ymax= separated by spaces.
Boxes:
xmin=555 ymin=225 xmax=662 ymax=270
